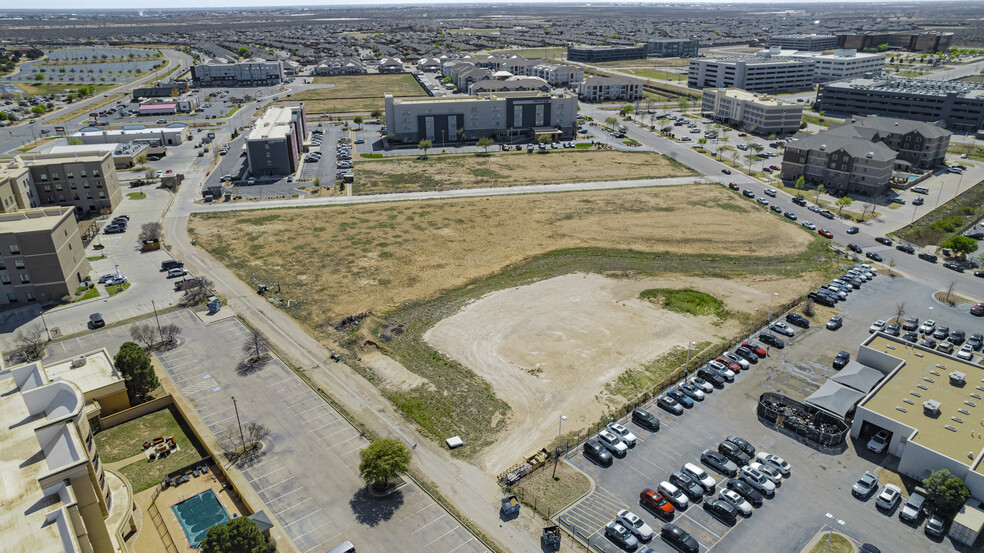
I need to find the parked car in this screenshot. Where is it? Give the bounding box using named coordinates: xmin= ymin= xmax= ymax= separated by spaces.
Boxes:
xmin=770 ymin=321 xmax=795 ymax=337
xmin=719 ymin=489 xmax=753 ymax=516
xmin=758 ymin=333 xmax=785 ymax=349
xmin=726 ymin=478 xmax=764 ymax=507
xmin=617 ymin=509 xmax=654 ymax=540
xmin=690 ymin=376 xmax=715 ymax=393
xmin=846 ymin=226 xmax=860 ymax=234
xmin=918 ymin=253 xmax=938 ymax=263
xmin=657 ymin=395 xmax=684 ymax=415
xmin=869 ymin=320 xmax=886 ymax=333
xmin=853 ymin=471 xmax=879 ymax=498
xmin=925 ymin=513 xmax=948 ymax=538
xmin=597 ymin=430 xmax=629 ymax=457
xmin=833 ymin=351 xmax=850 ymax=370
xmin=957 ymin=344 xmax=975 ymax=360
xmin=167 ymin=267 xmax=189 ymax=278
xmin=866 ymin=252 xmax=884 ymax=262
xmin=722 ymin=352 xmax=750 ymax=370
xmin=161 ymin=259 xmax=184 ymax=270
xmin=696 ymin=367 xmax=725 ymax=388
xmin=826 ymin=316 xmax=843 ymax=330
xmin=755 ymin=452 xmax=791 ymax=476
xmin=604 ymin=521 xmax=639 ymax=550
xmin=896 ymin=244 xmax=915 ymax=254
xmin=726 ymin=436 xmax=755 ymax=457
xmin=661 ymin=524 xmax=699 ymax=553
xmin=739 ymin=466 xmax=775 ymax=497
xmin=902 ymin=317 xmax=919 ymax=331
xmin=733 ymin=347 xmax=759 ymax=365
xmin=89 ymin=313 xmax=105 ymax=328
xmin=749 ymin=462 xmax=783 ymax=485
xmin=875 ymin=237 xmax=893 ymax=246
xmin=867 ymin=430 xmax=890 ymax=454
xmin=658 ymin=481 xmax=689 ymax=509
xmin=920 ymin=319 xmax=937 ymax=334
xmin=703 ymin=499 xmax=738 ymax=524
xmin=669 ymin=471 xmax=704 ymax=501
xmin=679 ymin=382 xmax=705 ymax=401
xmin=701 ymin=449 xmax=738 ymax=477
xmin=899 ymin=488 xmax=927 ymax=522
xmin=740 ymin=342 xmax=767 ymax=358
xmin=718 ymin=440 xmax=752 ymax=466
xmin=607 ymin=423 xmax=638 ymax=447
xmin=583 ymin=439 xmax=613 ymax=466
xmin=785 ymin=313 xmax=810 ymax=328
xmin=631 ymin=408 xmax=660 ymax=431
xmin=847 ymin=243 xmax=863 ymax=253
xmin=876 ymin=484 xmax=902 ymax=510
xmin=683 ymin=462 xmax=717 ymax=492
xmin=667 ymin=387 xmax=695 ymax=408
xmin=639 ymin=489 xmax=675 ymax=519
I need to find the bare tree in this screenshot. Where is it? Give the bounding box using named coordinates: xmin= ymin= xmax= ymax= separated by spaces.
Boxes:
xmin=946 ymin=281 xmax=957 ymax=305
xmin=130 ymin=323 xmax=157 ymax=349
xmin=802 ymin=298 xmax=815 ymax=317
xmin=894 ymin=302 xmax=906 ymax=324
xmin=16 ymin=325 xmax=48 ymax=361
xmin=243 ymin=327 xmax=266 ymax=365
xmin=160 ymin=323 xmax=182 ymax=346
xmin=181 ymin=277 xmax=213 ymax=305
xmin=243 ymin=422 xmax=271 ymax=452
xmin=138 ymin=222 xmax=162 ymax=242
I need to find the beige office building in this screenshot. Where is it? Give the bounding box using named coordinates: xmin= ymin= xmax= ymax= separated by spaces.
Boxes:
xmin=15 ymin=152 xmax=122 ymax=215
xmin=701 ymin=88 xmax=803 ymax=135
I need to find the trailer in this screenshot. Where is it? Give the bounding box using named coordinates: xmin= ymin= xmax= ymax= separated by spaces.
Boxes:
xmin=541 ymin=526 xmax=561 ymax=551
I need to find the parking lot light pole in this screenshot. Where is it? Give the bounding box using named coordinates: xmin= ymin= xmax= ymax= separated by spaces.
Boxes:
xmin=232 ymin=396 xmax=245 ymax=450
xmin=685 ymin=341 xmax=696 ymax=380
xmin=552 ymin=415 xmax=567 ymax=479
xmin=767 ymin=292 xmax=779 ymax=323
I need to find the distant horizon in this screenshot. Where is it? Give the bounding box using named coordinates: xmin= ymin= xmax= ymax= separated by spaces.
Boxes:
xmin=5 ymin=0 xmax=960 ymax=12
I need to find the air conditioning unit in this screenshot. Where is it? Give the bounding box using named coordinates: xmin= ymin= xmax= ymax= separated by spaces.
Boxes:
xmin=923 ymin=399 xmax=942 ymax=416
xmin=950 ymin=371 xmax=967 ymax=386
xmin=70 ymin=355 xmax=86 ymax=368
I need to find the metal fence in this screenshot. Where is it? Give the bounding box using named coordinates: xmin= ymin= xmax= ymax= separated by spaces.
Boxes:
xmin=757 ymin=392 xmax=849 ymax=449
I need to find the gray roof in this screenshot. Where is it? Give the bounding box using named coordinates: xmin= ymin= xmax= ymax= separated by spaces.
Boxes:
xmin=805 ymin=380 xmax=866 ymax=417
xmin=830 ymin=361 xmax=884 ymax=393
xmin=789 ymin=131 xmax=897 ymax=162
xmin=582 ymin=76 xmax=643 ymax=86
xmin=832 ymin=116 xmax=951 ymax=140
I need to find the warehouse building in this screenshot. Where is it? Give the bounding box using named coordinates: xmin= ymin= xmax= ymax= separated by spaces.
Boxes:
xmin=70 ymin=124 xmax=188 ymax=146
xmin=701 ymin=88 xmax=803 ymax=135
xmin=577 ymin=76 xmax=643 ymax=102
xmin=566 ymin=45 xmax=648 ymax=63
xmin=191 ymin=57 xmax=283 ymax=87
xmin=770 ymin=34 xmax=839 ymax=52
xmin=689 ymin=54 xmax=815 ymax=93
xmin=384 ymin=91 xmax=577 ymax=144
xmin=837 ymin=31 xmax=953 ymax=54
xmin=131 ymin=80 xmax=190 ymax=101
xmin=246 ymin=104 xmax=306 ymax=177
xmin=816 ymin=77 xmax=984 ymax=132
xmin=647 ymin=38 xmax=700 ymax=58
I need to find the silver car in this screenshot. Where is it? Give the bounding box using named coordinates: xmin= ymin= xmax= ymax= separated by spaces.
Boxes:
xmin=720 ymin=489 xmax=753 ymax=516
xmin=740 ymin=466 xmax=776 ymax=496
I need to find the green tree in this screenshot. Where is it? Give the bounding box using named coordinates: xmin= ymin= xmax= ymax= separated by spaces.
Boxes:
xmin=113 ymin=342 xmax=159 ymax=402
xmin=33 ymin=72 xmax=44 ymax=81
xmin=768 ymin=133 xmax=777 ymax=141
xmin=352 ymin=116 xmax=363 ymax=126
xmin=135 ymin=154 xmax=148 ymax=166
xmin=441 ymin=76 xmax=452 ymax=83
xmin=836 ymin=196 xmax=853 ymax=216
xmin=236 ymin=47 xmax=250 ymax=58
xmin=814 ymin=184 xmax=825 ymax=203
xmin=620 ymin=104 xmax=634 ymax=117
xmin=697 ymin=137 xmax=707 ymax=149
xmin=418 ymin=139 xmax=432 ymax=157
xmin=199 ymin=516 xmax=272 ymax=553
xmin=676 ymin=97 xmax=688 ymax=112
xmin=942 ymin=235 xmax=979 ymax=257
xmin=794 ymin=176 xmax=806 ymax=198
xmin=538 ymin=133 xmax=553 ymax=148
xmin=31 ymin=105 xmax=46 ymax=115
xmin=67 ymin=137 xmax=83 ymax=145
xmin=476 ymin=136 xmax=494 ymax=155
xmin=359 ymin=438 xmax=412 ymax=492
xmin=604 ymin=116 xmax=618 ymax=130
xmin=370 ymin=108 xmax=382 ymax=119
xmin=923 ymin=469 xmax=971 ymax=517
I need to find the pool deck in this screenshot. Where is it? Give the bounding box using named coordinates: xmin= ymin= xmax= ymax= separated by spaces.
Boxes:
xmin=132 ymin=462 xmax=248 ymax=553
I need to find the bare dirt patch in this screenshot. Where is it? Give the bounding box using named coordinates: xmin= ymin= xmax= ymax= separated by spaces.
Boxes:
xmin=353 ymin=150 xmax=695 ymax=194
xmin=424 ymin=272 xmax=815 ymax=474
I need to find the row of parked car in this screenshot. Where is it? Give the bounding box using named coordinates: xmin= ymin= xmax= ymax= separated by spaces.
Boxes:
xmin=103 ymin=214 xmax=130 ymax=234
xmin=808 ymin=263 xmax=878 ymax=308
xmin=601 ymin=435 xmax=792 ymax=551
xmin=852 ymin=472 xmax=948 ymax=539
xmin=870 ymin=316 xmax=984 ymax=360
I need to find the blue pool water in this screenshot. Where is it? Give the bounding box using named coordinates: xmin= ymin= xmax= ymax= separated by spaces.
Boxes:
xmin=170 ymin=489 xmax=230 ymax=548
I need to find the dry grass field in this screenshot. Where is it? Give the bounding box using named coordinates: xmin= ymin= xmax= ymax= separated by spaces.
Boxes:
xmin=282 ymin=74 xmax=426 ymax=114
xmin=189 ymin=184 xmax=838 ymax=461
xmin=354 ymin=150 xmax=696 ymax=194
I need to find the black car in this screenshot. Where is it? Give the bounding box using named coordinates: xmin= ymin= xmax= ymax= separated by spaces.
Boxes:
xmin=631 ymin=407 xmax=660 ymax=431
xmin=718 ymin=440 xmax=752 ymax=465
xmin=726 ymin=435 xmax=755 ymax=456
xmin=949 ymin=330 xmax=966 ymax=345
xmin=661 ymin=524 xmax=700 ymax=553
xmin=884 ymin=323 xmax=901 ymax=337
xmin=833 ymin=351 xmax=850 ymax=370
xmin=733 ymin=346 xmax=759 ymax=364
xmin=919 ymin=338 xmax=938 ymax=349
xmin=726 ymin=478 xmax=764 ymax=507
xmin=783 ymin=211 xmax=798 ymax=220
xmin=896 ymin=244 xmax=915 ymax=254
xmin=943 ymin=261 xmax=965 ymax=273
xmin=669 ymin=472 xmax=705 ymax=501
xmin=658 ymin=395 xmax=684 ymax=415
xmin=847 ymin=243 xmax=863 ymax=253
xmin=918 ymin=253 xmax=938 ymax=263
xmin=89 ymin=313 xmax=105 ymax=328
xmin=792 ymin=197 xmax=807 ymax=206
xmin=808 ymin=292 xmax=835 ymax=307
xmin=701 ymin=450 xmax=738 ymax=476
xmin=875 ymin=237 xmax=893 ymax=246
xmin=758 ymin=332 xmax=785 ymax=349
xmin=770 ymin=204 xmax=783 ymax=213
xmin=903 ymin=331 xmax=919 ymax=343
xmin=667 ymin=388 xmax=694 ymax=409
xmin=846 ymin=226 xmax=860 ymax=234
xmin=583 ymin=439 xmax=613 ymax=466
xmin=932 ymin=326 xmax=950 ymax=340
xmin=696 ymin=368 xmax=726 ymax=388
xmin=866 ymin=252 xmax=884 ymax=262
xmin=968 ymin=333 xmax=984 ymax=351
xmin=704 ymin=499 xmax=738 ymax=525
xmin=785 ymin=313 xmax=810 ymax=329
xmin=902 ymin=317 xmax=919 ymax=331
xmin=161 ymin=259 xmax=184 ymax=270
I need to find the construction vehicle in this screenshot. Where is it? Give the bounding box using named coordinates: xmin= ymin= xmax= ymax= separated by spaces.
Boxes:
xmin=541 ymin=526 xmax=561 ymax=550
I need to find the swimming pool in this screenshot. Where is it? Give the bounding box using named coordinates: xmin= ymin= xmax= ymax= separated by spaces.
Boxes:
xmin=171 ymin=489 xmax=230 ymax=548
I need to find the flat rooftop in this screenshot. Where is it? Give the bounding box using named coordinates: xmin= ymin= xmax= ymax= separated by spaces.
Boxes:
xmin=714 ymin=88 xmax=797 ymax=106
xmin=44 ymin=349 xmax=122 ymax=398
xmin=0 ymin=207 xmax=72 ymax=234
xmin=824 ymin=77 xmax=984 ymax=100
xmin=699 ymin=56 xmax=812 ymax=66
xmin=391 ymin=91 xmax=565 ymax=105
xmin=862 ymin=335 xmax=984 ymax=468
xmin=248 ymin=106 xmax=297 ymax=141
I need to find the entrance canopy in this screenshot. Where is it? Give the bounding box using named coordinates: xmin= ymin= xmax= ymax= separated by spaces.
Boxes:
xmin=831 ymin=361 xmax=884 ymax=393
xmin=805 ymin=380 xmax=865 ymax=418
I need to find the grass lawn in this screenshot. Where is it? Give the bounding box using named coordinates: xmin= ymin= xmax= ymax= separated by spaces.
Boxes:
xmin=51 ymin=92 xmax=127 ymax=124
xmin=126 ymin=192 xmax=146 ymax=199
xmin=353 ymin=150 xmax=695 ymax=194
xmin=809 ymin=532 xmax=853 ymax=553
xmin=87 ymin=255 xmax=104 ymax=261
xmin=512 ymin=462 xmax=590 ymax=518
xmin=15 ymin=82 xmax=115 ymax=97
xmin=293 ymin=74 xmax=426 ymax=114
xmin=947 ymin=142 xmax=984 ymax=160
xmin=74 ymin=288 xmax=100 ymax=302
xmin=106 ymin=282 xmax=131 ymax=296
xmin=802 ymin=113 xmax=839 ymax=128
xmin=628 ymin=68 xmax=688 ymax=82
xmin=891 ymin=178 xmax=984 ymax=246
xmin=640 ymin=288 xmax=728 ymax=318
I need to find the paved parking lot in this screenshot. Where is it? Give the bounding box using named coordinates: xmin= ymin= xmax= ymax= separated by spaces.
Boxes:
xmin=46 ymin=309 xmax=489 ymax=553
xmin=556 ymin=274 xmax=977 ymax=553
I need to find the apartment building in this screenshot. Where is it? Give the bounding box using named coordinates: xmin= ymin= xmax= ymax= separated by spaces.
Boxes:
xmin=470 ymin=78 xmax=550 ymax=95
xmin=778 ymin=49 xmax=885 ymax=82
xmin=689 ymin=54 xmax=815 ymax=93
xmin=378 ymin=57 xmax=404 ymax=73
xmin=246 ymin=104 xmax=306 ymax=177
xmin=191 ymin=57 xmax=283 ymax=87
xmin=837 ymin=31 xmax=953 ymax=54
xmin=0 ymin=207 xmax=90 ymax=305
xmin=780 ymin=131 xmax=897 ymax=195
xmin=384 ymin=91 xmax=577 ymax=143
xmin=1 ymin=356 xmax=136 ymax=553
xmin=577 ymin=76 xmax=643 ymax=102
xmin=647 ymin=38 xmax=700 ymax=58
xmin=313 ymin=57 xmax=366 ymax=76
xmin=827 ymin=116 xmax=951 ymax=169
xmin=817 ymin=77 xmax=984 ymax=132
xmin=770 ymin=34 xmax=839 ymax=51
xmin=529 ymin=63 xmax=583 ymax=86
xmin=566 ymin=45 xmax=648 ymax=63
xmin=131 ymin=80 xmax=190 ymax=101
xmin=13 ymin=151 xmax=122 ymax=214
xmin=701 ymin=88 xmax=803 ymax=135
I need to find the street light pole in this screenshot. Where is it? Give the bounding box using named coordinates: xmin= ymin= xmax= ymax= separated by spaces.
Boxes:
xmin=767 ymin=292 xmax=779 ymax=323
xmin=685 ymin=340 xmax=696 ymax=380
xmin=232 ymin=396 xmax=245 ymax=449
xmin=552 ymin=414 xmax=567 ymax=479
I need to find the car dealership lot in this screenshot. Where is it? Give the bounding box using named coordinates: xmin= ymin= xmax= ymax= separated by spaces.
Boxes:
xmin=555 ymin=274 xmax=975 ymax=553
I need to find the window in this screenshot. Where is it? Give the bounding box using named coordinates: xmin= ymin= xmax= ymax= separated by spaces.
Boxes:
xmin=92 ymin=169 xmax=100 ymax=177
xmin=98 ymin=191 xmax=105 ymax=199
xmin=19 ymin=274 xmax=30 ymax=283
xmin=85 ymin=192 xmax=92 ymax=199
xmin=80 ymin=170 xmax=86 ymax=178
xmin=14 ymin=260 xmax=23 ymax=269
xmin=55 ymin=184 xmax=62 ymax=191
xmin=25 ymin=292 xmax=35 ymax=301
xmin=0 ymin=261 xmax=4 ymax=270
xmin=70 ymin=183 xmax=76 ymax=189
xmin=0 ymin=275 xmax=9 ymax=285
xmin=83 ymin=181 xmax=89 ymax=188
xmin=6 ymin=293 xmax=16 ymax=303
xmin=58 ymin=194 xmax=65 ymax=202
xmin=43 ymin=185 xmax=51 ymax=192
xmin=67 ymin=172 xmax=73 ymax=179
xmin=8 ymin=245 xmax=18 ymax=254
xmin=95 ymin=181 xmax=102 ymax=188
xmin=39 ymin=173 xmax=47 ymax=181
xmin=51 ymin=172 xmax=59 ymax=181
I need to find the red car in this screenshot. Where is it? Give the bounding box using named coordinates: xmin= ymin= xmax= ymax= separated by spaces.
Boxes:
xmin=741 ymin=341 xmax=767 ymax=358
xmin=722 ymin=169 xmax=732 ymax=175
xmin=738 ymin=133 xmax=747 ymax=137
xmin=715 ymin=356 xmax=743 ymax=373
xmin=640 ymin=488 xmax=675 ymax=517
xmin=972 ymin=303 xmax=984 ymax=317
xmin=728 ymin=182 xmax=740 ymax=190
xmin=769 ymin=165 xmax=781 ymax=171
xmin=818 ymin=229 xmax=833 ymax=238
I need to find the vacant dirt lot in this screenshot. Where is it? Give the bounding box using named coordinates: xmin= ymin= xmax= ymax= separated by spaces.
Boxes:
xmin=424 ymin=272 xmax=813 ymax=474
xmin=189 ymin=185 xmax=813 ymax=329
xmin=353 ymin=150 xmax=695 ymax=194
xmin=280 ymin=74 xmax=426 ymax=113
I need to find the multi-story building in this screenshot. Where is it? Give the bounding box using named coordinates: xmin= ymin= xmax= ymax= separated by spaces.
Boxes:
xmin=837 ymin=31 xmax=953 ymax=54
xmin=378 ymin=57 xmax=404 ymax=73
xmin=246 ymin=104 xmax=306 ymax=177
xmin=689 ymin=54 xmax=815 ymax=93
xmin=778 ymin=49 xmax=885 ymax=82
xmin=647 ymin=38 xmax=700 ymax=58
xmin=827 ymin=116 xmax=951 ymax=169
xmin=313 ymin=57 xmax=366 ymax=76
xmin=71 ymin=123 xmax=188 ymax=147
xmin=417 ymin=58 xmax=442 ymax=72
xmin=566 ymin=45 xmax=648 ymax=63
xmin=1 ymin=354 xmax=136 ymax=553
xmin=0 ymin=207 xmax=91 ymax=305
xmin=191 ymin=57 xmax=283 ymax=87
xmin=131 ymin=80 xmax=190 ymax=101
xmin=577 ymin=76 xmax=643 ymax=102
xmin=384 ymin=91 xmax=577 ymax=144
xmin=529 ymin=63 xmax=583 ymax=86
xmin=816 ymin=77 xmax=984 ymax=132
xmin=470 ymin=78 xmax=550 ymax=95
xmin=701 ymin=88 xmax=803 ymax=135
xmin=1 ymin=152 xmax=121 ymax=215
xmin=780 ymin=130 xmax=897 ymax=195
xmin=770 ymin=34 xmax=839 ymax=51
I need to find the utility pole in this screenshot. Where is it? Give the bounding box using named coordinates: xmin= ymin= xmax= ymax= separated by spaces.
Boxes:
xmin=232 ymin=396 xmax=245 ymax=449
xmin=152 ymin=299 xmax=163 ymax=343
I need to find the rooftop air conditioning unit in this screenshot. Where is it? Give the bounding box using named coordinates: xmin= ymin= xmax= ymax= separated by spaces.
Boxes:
xmin=950 ymin=371 xmax=967 ymax=386
xmin=71 ymin=355 xmax=86 ymax=368
xmin=923 ymin=399 xmax=942 ymax=416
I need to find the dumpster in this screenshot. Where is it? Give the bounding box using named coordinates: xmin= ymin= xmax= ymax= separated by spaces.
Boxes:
xmin=500 ymin=494 xmax=520 ymax=518
xmin=542 ymin=526 xmax=561 ymax=550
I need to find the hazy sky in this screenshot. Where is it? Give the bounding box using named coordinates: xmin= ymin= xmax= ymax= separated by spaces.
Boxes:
xmin=19 ymin=0 xmax=893 ymax=10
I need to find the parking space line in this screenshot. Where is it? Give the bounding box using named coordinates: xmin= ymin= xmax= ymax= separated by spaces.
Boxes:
xmin=209 ymin=413 xmax=238 ymax=426
xmin=257 ymin=475 xmax=295 ymax=493
xmin=309 ymin=419 xmax=341 ymax=432
xmin=341 ymin=442 xmax=367 ymax=456
xmin=411 ymin=513 xmax=447 ymax=534
xmin=681 ymin=512 xmax=722 ymax=540
xmin=331 ymin=434 xmax=363 ymax=447
xmin=250 ymin=465 xmax=287 ymax=481
xmin=397 ymin=503 xmax=437 ymax=524
xmin=704 ymin=517 xmax=742 ymax=552
xmin=301 ymin=411 xmax=333 ymax=423
xmin=291 ymin=519 xmax=334 ymax=540
xmin=637 ymin=456 xmax=663 ymax=470
xmin=303 ymin=532 xmax=341 ymax=553
xmin=318 ymin=426 xmax=352 ymax=439
xmin=446 ymin=537 xmax=475 ymax=553
xmin=265 ymin=486 xmax=305 ymax=503
xmin=423 ymin=527 xmax=458 ymax=548
xmin=283 ymin=508 xmax=324 ymax=527
xmin=628 ymin=466 xmax=651 ymax=482
xmin=274 ymin=496 xmax=312 ymax=516
xmin=294 ymin=404 xmax=324 ymax=416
